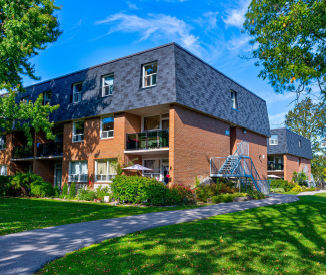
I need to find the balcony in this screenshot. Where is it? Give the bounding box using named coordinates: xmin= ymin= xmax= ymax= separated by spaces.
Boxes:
xmin=126 ymin=130 xmax=169 ymax=151
xmin=37 ymin=142 xmax=63 ymax=158
xmin=68 ymin=174 xmax=88 ymax=182
xmin=268 ymin=162 xmax=284 ymax=171
xmin=12 ymin=145 xmax=34 ymax=160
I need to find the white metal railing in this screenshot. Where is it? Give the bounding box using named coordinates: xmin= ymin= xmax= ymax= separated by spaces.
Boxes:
xmin=68 ymin=174 xmax=88 ymax=182
xmin=96 ymin=174 xmax=116 ymax=182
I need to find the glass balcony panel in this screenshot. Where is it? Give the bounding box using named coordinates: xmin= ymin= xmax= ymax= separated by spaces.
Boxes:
xmin=126 ymin=130 xmax=169 ymax=151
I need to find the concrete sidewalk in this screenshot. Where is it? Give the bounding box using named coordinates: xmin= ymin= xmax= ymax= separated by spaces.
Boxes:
xmin=298 ymin=190 xmax=326 ymax=196
xmin=0 ymin=194 xmax=299 ymax=275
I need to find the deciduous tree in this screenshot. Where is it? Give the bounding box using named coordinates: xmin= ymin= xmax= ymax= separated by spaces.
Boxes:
xmin=243 ymin=0 xmax=326 ymax=99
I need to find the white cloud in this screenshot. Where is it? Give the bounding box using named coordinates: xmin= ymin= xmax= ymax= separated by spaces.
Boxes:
xmin=227 ymin=35 xmax=250 ymax=50
xmin=127 ymin=1 xmax=139 ymax=9
xmin=223 ymin=0 xmax=250 ymax=28
xmin=96 ymin=13 xmax=203 ymax=56
xmin=203 ymin=11 xmax=219 ymax=30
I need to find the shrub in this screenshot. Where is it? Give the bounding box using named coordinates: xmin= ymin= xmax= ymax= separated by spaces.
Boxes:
xmin=77 ymin=188 xmax=97 ymax=201
xmin=95 ymin=185 xmax=111 ymax=200
xmin=270 ymin=180 xmax=295 ymax=192
xmin=61 ymin=183 xmax=68 ymax=197
xmin=194 ymin=184 xmax=219 ymax=202
xmin=305 ymin=187 xmax=316 ymax=192
xmin=0 ymin=176 xmax=13 ymax=196
xmin=247 ymin=189 xmax=265 ymax=200
xmin=291 ymin=185 xmax=303 ymax=193
xmin=54 ymin=186 xmax=60 ymax=198
xmin=30 ymin=181 xmax=54 ymax=197
xmin=9 ymin=173 xmax=43 ymax=196
xmin=270 ymin=188 xmax=285 ymax=193
xmin=69 ymin=182 xmax=76 ymax=199
xmin=111 ymin=175 xmax=192 ymax=206
xmin=211 ymin=193 xmax=247 ymax=204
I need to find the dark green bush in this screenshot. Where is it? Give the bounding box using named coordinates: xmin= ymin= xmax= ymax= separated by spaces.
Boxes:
xmin=247 ymin=189 xmax=265 ymax=200
xmin=270 ymin=180 xmax=295 ymax=192
xmin=0 ymin=176 xmax=13 ymax=196
xmin=30 ymin=181 xmax=54 ymax=197
xmin=54 ymin=186 xmax=60 ymax=198
xmin=77 ymin=188 xmax=97 ymax=201
xmin=111 ymin=175 xmax=192 ymax=206
xmin=69 ymin=182 xmax=76 ymax=198
xmin=60 ymin=183 xmax=68 ymax=198
xmin=9 ymin=173 xmax=43 ymax=196
xmin=194 ymin=184 xmax=219 ymax=202
xmin=212 ymin=193 xmax=247 ymax=203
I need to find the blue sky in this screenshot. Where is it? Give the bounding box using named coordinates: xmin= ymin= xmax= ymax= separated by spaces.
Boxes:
xmin=21 ymin=0 xmax=303 ymax=128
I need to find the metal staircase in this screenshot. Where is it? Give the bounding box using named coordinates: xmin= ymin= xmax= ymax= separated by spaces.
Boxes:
xmin=210 ymin=141 xmax=271 ymax=194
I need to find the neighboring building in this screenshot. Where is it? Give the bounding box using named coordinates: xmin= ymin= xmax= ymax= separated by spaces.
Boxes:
xmin=267 ymin=128 xmax=313 ymax=182
xmin=0 ymin=43 xmax=270 ymax=191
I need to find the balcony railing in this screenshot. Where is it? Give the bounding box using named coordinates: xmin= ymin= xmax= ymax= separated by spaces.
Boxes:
xmin=268 ymin=162 xmax=284 ymax=171
xmin=37 ymin=142 xmax=63 ymax=158
xmin=12 ymin=144 xmax=34 ymax=159
xmin=126 ymin=130 xmax=169 ymax=151
xmin=68 ymin=174 xmax=88 ymax=182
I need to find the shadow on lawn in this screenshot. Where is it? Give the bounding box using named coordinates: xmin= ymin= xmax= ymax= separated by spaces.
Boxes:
xmin=36 ymin=195 xmax=326 ymax=274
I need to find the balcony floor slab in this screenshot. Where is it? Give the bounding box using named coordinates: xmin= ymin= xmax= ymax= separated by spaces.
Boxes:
xmin=124 ymin=148 xmax=169 ymax=155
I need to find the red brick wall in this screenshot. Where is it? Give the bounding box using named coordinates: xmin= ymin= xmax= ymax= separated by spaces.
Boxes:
xmin=230 ymin=127 xmax=268 ymax=180
xmin=284 ymin=154 xmax=300 ymax=181
xmin=169 ymin=105 xmax=230 ymax=186
xmin=62 ymin=113 xmax=142 ymax=188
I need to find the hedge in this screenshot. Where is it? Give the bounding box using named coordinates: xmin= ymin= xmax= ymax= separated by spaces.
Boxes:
xmin=111 ymin=175 xmax=193 ymax=206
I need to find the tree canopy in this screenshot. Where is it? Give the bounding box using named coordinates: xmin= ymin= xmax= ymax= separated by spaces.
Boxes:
xmin=284 ymin=97 xmax=326 ymax=153
xmin=243 ymin=0 xmax=326 ymax=99
xmin=0 ymin=0 xmax=62 ymax=145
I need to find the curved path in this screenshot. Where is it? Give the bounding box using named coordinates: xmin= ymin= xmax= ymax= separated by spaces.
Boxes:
xmin=0 ymin=194 xmax=301 ymax=275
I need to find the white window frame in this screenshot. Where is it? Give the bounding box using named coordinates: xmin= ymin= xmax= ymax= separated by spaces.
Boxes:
xmin=231 ymin=90 xmax=238 ymax=109
xmin=21 ymin=96 xmax=30 ymax=103
xmin=43 ymin=91 xmax=52 ymax=105
xmin=142 ymin=113 xmax=169 ymax=132
xmin=100 ymin=115 xmax=114 ymax=139
xmin=95 ymin=159 xmax=117 ymax=182
xmin=72 ymin=120 xmax=84 ymax=143
xmin=102 ymin=74 xmax=114 ymax=97
xmin=0 ymin=135 xmax=6 ymax=150
xmin=142 ymin=62 xmax=157 ymax=88
xmin=0 ymin=164 xmax=7 ymax=176
xmin=269 ymin=135 xmax=278 ymax=145
xmin=73 ymin=82 xmax=82 ymax=103
xmin=68 ymin=161 xmax=88 ymax=182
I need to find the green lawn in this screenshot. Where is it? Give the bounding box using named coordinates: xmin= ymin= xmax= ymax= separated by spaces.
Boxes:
xmin=0 ymin=197 xmax=200 ymax=236
xmin=37 ymin=195 xmax=326 ymax=275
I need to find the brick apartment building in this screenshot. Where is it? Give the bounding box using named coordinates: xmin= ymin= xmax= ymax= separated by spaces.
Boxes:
xmin=0 ymin=43 xmax=270 ymax=190
xmin=267 ymin=128 xmax=313 ymax=182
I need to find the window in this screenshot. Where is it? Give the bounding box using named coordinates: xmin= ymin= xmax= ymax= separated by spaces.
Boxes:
xmin=95 ymin=159 xmax=117 ymax=182
xmin=43 ymin=91 xmax=52 ymax=105
xmin=143 ymin=159 xmax=161 ymax=180
xmin=73 ymin=121 xmax=84 ymax=142
xmin=269 ymin=135 xmax=278 ymax=145
xmin=73 ymin=82 xmax=82 ymax=103
xmin=101 ymin=116 xmax=114 ymax=139
xmin=21 ymin=96 xmax=30 ymax=103
xmin=231 ymin=90 xmax=238 ymax=109
xmin=68 ymin=161 xmax=88 ymax=182
xmin=102 ymin=74 xmax=114 ymax=97
xmin=142 ymin=62 xmax=157 ymax=88
xmin=299 ymin=140 xmax=302 ymax=148
xmin=0 ymin=165 xmax=7 ymax=176
xmin=0 ymin=135 xmax=6 ymax=150
xmin=143 ymin=114 xmax=169 ymax=131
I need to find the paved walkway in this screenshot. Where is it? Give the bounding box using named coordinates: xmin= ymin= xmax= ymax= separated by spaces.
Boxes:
xmin=0 ymin=194 xmax=300 ymax=275
xmin=298 ymin=190 xmax=326 ymax=196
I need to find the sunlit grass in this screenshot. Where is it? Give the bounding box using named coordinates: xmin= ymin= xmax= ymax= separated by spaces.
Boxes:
xmin=0 ymin=197 xmax=200 ymax=236
xmin=37 ymin=195 xmax=326 ymax=274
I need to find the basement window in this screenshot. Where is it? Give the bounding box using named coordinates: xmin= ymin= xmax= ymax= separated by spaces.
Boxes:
xmin=0 ymin=165 xmax=7 ymax=176
xmin=68 ymin=161 xmax=88 ymax=182
xmin=95 ymin=159 xmax=117 ymax=182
